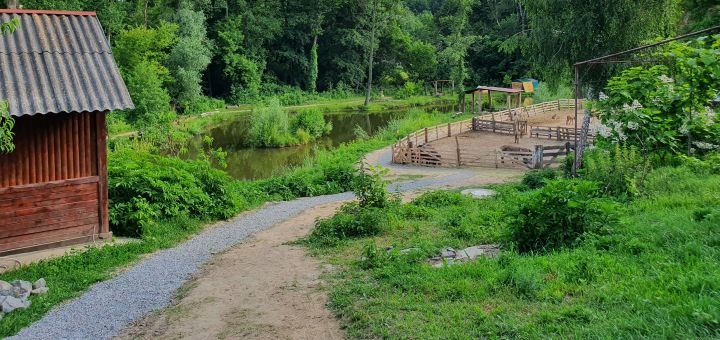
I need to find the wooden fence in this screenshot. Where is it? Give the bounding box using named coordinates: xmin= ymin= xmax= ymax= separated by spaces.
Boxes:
xmin=530 ymin=125 xmax=596 ymax=142
xmin=392 ymin=137 xmax=574 ymax=170
xmin=391 ymin=99 xmax=585 ymax=168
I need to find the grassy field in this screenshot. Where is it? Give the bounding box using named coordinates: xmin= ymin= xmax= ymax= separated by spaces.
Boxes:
xmin=308 ymin=166 xmax=720 ymax=339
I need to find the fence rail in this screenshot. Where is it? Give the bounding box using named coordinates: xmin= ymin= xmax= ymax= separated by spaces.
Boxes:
xmin=530 ymin=125 xmax=596 ymax=142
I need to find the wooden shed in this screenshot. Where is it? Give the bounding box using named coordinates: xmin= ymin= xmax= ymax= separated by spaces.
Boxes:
xmin=0 ymin=9 xmax=133 ymax=254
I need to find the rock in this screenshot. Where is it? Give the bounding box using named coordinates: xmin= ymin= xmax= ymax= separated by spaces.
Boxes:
xmin=1 ymin=295 xmax=30 ymax=313
xmin=460 ymin=245 xmax=500 ymax=260
xmin=399 ymin=248 xmax=421 ymax=254
xmin=12 ymin=280 xmax=32 ymax=293
xmin=0 ymin=280 xmax=12 ymax=291
xmin=440 ymin=248 xmax=456 ymax=258
xmin=460 ymin=188 xmax=496 ymax=199
xmin=31 ymin=287 xmax=49 ymax=295
xmin=32 ymin=278 xmax=46 ymax=290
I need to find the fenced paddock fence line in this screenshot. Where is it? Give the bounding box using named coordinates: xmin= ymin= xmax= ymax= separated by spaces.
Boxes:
xmin=391 ymin=99 xmax=587 ymax=169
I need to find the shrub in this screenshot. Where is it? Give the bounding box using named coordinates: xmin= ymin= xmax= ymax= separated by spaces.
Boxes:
xmin=508 ymin=179 xmax=619 ymax=253
xmin=246 ymin=98 xmax=295 ymax=147
xmin=352 ymin=163 xmax=391 ymax=208
xmin=182 ymin=96 xmax=225 ymax=116
xmin=580 ymin=145 xmax=650 ymax=200
xmin=108 ymin=150 xmax=240 ymax=237
xmin=310 ymin=204 xmax=388 ymax=247
xmin=290 ymin=108 xmax=332 ymax=139
xmin=521 ymin=168 xmax=558 ymax=189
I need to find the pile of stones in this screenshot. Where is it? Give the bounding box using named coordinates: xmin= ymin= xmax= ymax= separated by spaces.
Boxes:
xmin=428 ymin=245 xmax=501 ymax=267
xmin=0 ymin=278 xmax=48 ymax=318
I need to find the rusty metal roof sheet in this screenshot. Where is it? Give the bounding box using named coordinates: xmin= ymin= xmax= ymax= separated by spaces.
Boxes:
xmin=0 ymin=10 xmax=133 ymax=116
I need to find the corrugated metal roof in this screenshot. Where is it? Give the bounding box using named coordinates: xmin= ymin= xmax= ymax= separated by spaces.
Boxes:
xmin=0 ymin=10 xmax=134 ymax=116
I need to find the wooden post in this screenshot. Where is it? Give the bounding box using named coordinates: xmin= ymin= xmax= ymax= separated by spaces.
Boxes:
xmin=435 ymin=125 xmax=439 ymax=140
xmin=471 ymin=92 xmax=475 ymax=114
xmin=455 ymin=136 xmax=461 ymax=166
xmin=447 ymin=123 xmax=451 ymax=137
xmin=96 ymin=112 xmax=110 ymax=238
xmin=424 ymin=128 xmax=428 ymax=143
xmin=532 ymin=145 xmax=544 ymax=169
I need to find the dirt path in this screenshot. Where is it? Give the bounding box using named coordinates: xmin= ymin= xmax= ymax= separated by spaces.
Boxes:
xmin=116 ymin=148 xmax=523 ymax=340
xmin=116 ymin=201 xmax=347 ymax=340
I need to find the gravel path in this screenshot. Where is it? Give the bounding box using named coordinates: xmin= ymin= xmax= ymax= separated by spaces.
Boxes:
xmin=10 ymin=150 xmax=477 ymax=339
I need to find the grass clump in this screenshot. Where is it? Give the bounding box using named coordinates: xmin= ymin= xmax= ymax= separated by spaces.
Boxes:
xmin=245 ymin=98 xmax=332 ymax=147
xmin=520 ymin=168 xmax=558 ymax=190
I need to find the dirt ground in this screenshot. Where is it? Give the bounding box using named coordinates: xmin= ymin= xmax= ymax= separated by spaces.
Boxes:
xmin=424 ymin=109 xmax=593 ymax=168
xmin=117 ymin=201 xmax=347 ymax=340
xmin=116 ymin=158 xmax=522 ymax=340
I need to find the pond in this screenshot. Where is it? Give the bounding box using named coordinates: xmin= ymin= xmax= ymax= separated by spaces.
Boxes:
xmin=185 ymin=105 xmax=454 ymax=180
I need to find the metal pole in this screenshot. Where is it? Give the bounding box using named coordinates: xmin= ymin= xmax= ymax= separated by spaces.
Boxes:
xmin=573 ymin=65 xmax=579 ymax=177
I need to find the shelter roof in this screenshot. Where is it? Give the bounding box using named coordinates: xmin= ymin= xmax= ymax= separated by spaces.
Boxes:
xmin=464 ymin=86 xmax=522 ymax=94
xmin=0 ymin=9 xmax=133 ymax=116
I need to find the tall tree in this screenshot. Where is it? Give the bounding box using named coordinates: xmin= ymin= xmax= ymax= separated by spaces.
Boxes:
xmin=517 ymin=0 xmax=681 ymax=91
xmin=358 ymin=0 xmax=397 ymax=106
xmin=166 ymin=0 xmax=212 ymax=110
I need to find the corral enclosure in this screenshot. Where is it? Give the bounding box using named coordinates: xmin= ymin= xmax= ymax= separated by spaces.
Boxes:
xmin=392 ymin=99 xmax=596 ymax=169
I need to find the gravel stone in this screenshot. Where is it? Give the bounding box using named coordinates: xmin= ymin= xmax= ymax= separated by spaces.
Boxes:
xmin=10 ymin=155 xmax=476 ymax=339
xmin=32 ymin=278 xmax=46 ymax=290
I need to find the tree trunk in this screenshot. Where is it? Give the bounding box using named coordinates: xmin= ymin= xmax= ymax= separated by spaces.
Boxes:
xmin=364 ymin=0 xmax=377 ymax=107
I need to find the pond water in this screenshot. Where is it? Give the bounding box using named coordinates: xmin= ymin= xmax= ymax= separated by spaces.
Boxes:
xmin=185 ymin=105 xmax=454 ymax=180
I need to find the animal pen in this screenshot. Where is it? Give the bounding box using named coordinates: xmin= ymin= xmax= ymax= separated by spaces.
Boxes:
xmin=391 ymin=99 xmax=589 ymax=169
xmin=0 ymin=9 xmax=133 ymax=254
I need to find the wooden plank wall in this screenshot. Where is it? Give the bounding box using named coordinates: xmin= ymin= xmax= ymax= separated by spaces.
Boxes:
xmin=0 ymin=177 xmax=99 ymax=252
xmin=0 ymin=112 xmax=97 ymax=187
xmin=0 ymin=112 xmax=106 ymax=254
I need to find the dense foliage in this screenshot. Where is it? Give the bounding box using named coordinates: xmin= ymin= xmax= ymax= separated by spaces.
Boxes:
xmin=595 ymin=34 xmax=720 ymax=156
xmin=108 ymin=150 xmax=242 ymax=236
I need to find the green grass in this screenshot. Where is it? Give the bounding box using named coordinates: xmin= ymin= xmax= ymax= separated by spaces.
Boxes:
xmin=310 ymin=167 xmax=720 ymax=339
xmin=0 ymin=105 xmax=469 ymax=338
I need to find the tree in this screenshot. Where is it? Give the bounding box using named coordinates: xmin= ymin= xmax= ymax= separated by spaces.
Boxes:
xmin=517 ymin=0 xmax=681 ymax=91
xmin=437 ymin=0 xmax=477 ymax=95
xmin=358 ymin=0 xmax=397 ymax=106
xmin=166 ymin=1 xmax=212 ymax=111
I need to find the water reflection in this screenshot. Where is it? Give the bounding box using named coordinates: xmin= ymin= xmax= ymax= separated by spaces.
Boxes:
xmin=185 ymin=106 xmax=452 ymax=180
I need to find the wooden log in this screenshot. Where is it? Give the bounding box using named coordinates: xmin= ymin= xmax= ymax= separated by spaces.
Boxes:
xmin=455 ymin=136 xmax=461 ymax=166
xmin=532 ymin=145 xmax=544 ymax=169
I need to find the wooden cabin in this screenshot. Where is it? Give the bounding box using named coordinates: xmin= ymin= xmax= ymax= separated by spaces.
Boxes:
xmin=0 ymin=9 xmax=133 ymax=254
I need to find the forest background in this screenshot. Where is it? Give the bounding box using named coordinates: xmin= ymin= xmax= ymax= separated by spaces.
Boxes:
xmin=10 ymin=0 xmax=720 ymax=127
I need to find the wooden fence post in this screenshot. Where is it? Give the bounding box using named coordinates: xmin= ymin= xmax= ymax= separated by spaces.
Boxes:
xmin=532 ymin=144 xmax=544 ymax=169
xmin=448 ymin=123 xmax=451 ymax=137
xmin=435 ymin=125 xmax=439 ymax=140
xmin=455 ymin=136 xmax=461 ymax=166
xmin=424 ymin=128 xmax=428 ymax=143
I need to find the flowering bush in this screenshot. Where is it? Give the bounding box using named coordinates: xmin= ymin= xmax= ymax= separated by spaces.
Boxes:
xmin=595 ymin=35 xmax=720 ymax=156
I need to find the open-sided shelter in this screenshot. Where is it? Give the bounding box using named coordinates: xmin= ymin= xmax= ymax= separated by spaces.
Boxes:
xmin=462 ymin=86 xmax=522 ymax=115
xmin=0 ymin=9 xmax=133 ymax=254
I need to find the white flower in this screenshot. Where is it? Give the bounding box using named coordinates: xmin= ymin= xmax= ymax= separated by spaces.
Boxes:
xmin=595 ymin=124 xmax=612 ymax=138
xmin=627 ymin=121 xmax=639 ymax=130
xmin=706 ymin=106 xmax=716 ymax=125
xmin=623 ymin=103 xmax=632 ymax=111
xmin=631 ymin=100 xmax=642 ymax=109
xmin=651 ymin=96 xmax=663 ymax=106
xmin=679 ymin=123 xmax=689 ymax=135
xmin=617 ymin=130 xmax=627 ymax=142
xmin=599 ymin=92 xmax=609 ymax=101
xmin=692 ymin=141 xmax=718 ymax=150
xmin=659 ymin=75 xmax=674 ymax=83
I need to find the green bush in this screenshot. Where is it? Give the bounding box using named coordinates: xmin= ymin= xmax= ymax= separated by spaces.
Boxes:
xmin=310 ymin=204 xmax=388 ymax=247
xmin=108 ymin=150 xmax=240 ymax=237
xmin=290 ymin=108 xmax=332 ymax=139
xmin=509 ymin=179 xmax=619 ymax=253
xmin=521 ymin=168 xmax=558 ymax=189
xmin=246 ymin=98 xmax=295 ymax=147
xmin=580 ymin=145 xmax=650 ymax=200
